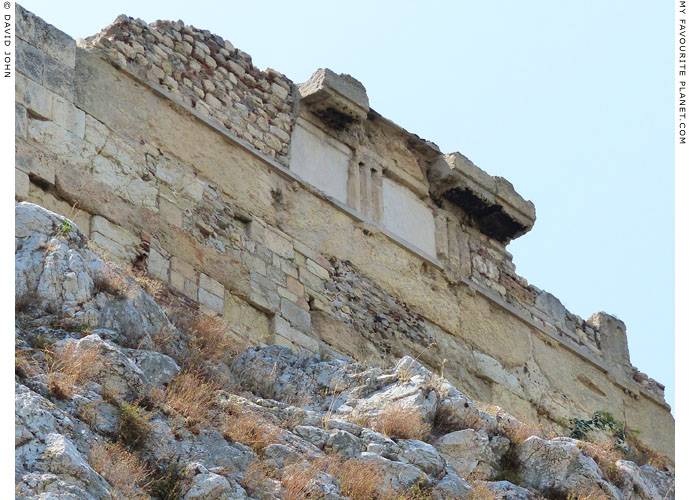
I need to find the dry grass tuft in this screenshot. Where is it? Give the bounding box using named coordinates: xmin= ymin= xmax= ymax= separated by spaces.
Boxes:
xmin=222 ymin=411 xmax=281 ymax=456
xmin=241 ymin=459 xmax=279 ymax=495
xmin=93 ymin=264 xmax=128 ymax=297
xmin=466 ymin=481 xmax=502 ymax=500
xmin=46 ymin=343 xmax=101 ymax=400
xmin=281 ymin=458 xmax=334 ymax=500
xmin=167 ymin=307 xmax=246 ymax=365
xmin=90 ymin=442 xmax=151 ymax=499
xmin=189 ymin=314 xmax=244 ymax=362
xmin=578 ymin=440 xmax=624 ymax=486
xmin=624 ymin=433 xmax=672 ymax=471
xmin=154 ymin=369 xmax=220 ymax=428
xmin=337 ymin=458 xmax=384 ymax=500
xmin=15 ymin=349 xmax=39 ymax=378
xmin=503 ymin=418 xmax=555 ymax=446
xmin=368 ymin=404 xmax=431 ymax=442
xmin=127 ymin=268 xmax=164 ymax=298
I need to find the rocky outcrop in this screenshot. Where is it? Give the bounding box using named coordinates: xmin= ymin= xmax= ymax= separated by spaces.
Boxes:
xmin=15 ymin=203 xmax=674 ymax=499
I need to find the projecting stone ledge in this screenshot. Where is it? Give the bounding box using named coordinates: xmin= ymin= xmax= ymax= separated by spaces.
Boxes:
xmin=428 ymin=152 xmax=536 ymax=243
xmin=297 ymin=68 xmax=369 ymax=130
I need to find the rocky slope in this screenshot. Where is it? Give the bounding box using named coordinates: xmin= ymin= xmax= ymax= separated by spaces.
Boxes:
xmin=15 ymin=202 xmax=674 ymax=499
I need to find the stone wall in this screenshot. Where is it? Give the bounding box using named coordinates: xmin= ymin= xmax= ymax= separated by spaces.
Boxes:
xmin=14 ymin=4 xmax=674 ymax=461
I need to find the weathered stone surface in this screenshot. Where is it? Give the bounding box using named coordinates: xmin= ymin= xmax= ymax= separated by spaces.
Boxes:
xmin=298 ymin=68 xmax=369 ymax=125
xmin=517 ymin=436 xmax=624 ymax=499
xmin=356 ymin=452 xmax=427 ymax=491
xmin=434 ymin=429 xmax=496 ymax=478
xmin=16 ymin=3 xmax=76 ymax=67
xmin=428 ymin=152 xmax=536 ymax=242
xmin=14 ymin=3 xmax=674 ymax=472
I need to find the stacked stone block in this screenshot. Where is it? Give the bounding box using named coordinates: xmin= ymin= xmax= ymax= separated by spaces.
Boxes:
xmin=81 ymin=14 xmax=295 ymax=166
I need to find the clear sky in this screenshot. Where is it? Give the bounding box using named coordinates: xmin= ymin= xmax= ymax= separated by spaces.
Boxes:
xmin=18 ymin=1 xmax=675 ymax=414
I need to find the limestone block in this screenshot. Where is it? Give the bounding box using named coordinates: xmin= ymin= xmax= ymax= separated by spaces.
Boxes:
xmin=84 ymin=115 xmax=109 ymax=149
xmin=43 ymin=56 xmax=75 ymax=102
xmin=535 ymin=290 xmax=567 ymax=328
xmin=200 ymin=273 xmax=224 ymax=298
xmin=15 ymin=169 xmax=30 ymax=200
xmin=289 ymin=119 xmax=351 ymax=205
xmin=90 ymin=216 xmax=140 ymax=263
xmin=305 ymin=258 xmax=330 ymax=280
xmin=147 ymin=248 xmax=170 ymax=282
xmin=224 ymin=292 xmax=271 ymax=344
xmin=297 ymin=68 xmax=369 ymax=125
xmin=159 ymin=197 xmax=183 ymax=227
xmin=272 ymin=315 xmax=319 ymax=353
xmin=587 ymin=312 xmax=632 ymax=376
xmin=382 ymin=177 xmax=436 ymax=257
xmin=428 ymin=152 xmax=536 ymax=243
xmin=171 ymin=257 xmax=197 ymax=280
xmin=16 ymin=73 xmax=52 ymax=119
xmin=264 ymin=228 xmax=294 ymax=260
xmin=280 ymin=298 xmax=311 ymax=331
xmin=16 ymin=38 xmax=45 ymax=83
xmin=27 ymin=118 xmax=95 ymax=168
xmin=198 ymin=287 xmax=224 ymax=314
xmin=15 ymin=104 xmax=27 ymax=138
xmin=16 ymin=4 xmax=76 ymax=68
xmin=51 ymin=95 xmax=85 ymax=138
xmin=25 ymin=183 xmax=90 ymax=235
xmin=471 ymin=351 xmax=525 ymax=398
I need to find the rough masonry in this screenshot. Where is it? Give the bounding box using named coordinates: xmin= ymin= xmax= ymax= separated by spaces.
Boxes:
xmin=14 ymin=4 xmax=674 ymax=461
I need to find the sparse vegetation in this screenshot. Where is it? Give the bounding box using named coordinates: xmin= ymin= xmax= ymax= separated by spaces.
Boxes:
xmin=570 ymin=411 xmax=627 ymax=445
xmin=578 ymin=440 xmax=624 ymax=486
xmin=221 ymin=410 xmax=280 ymax=456
xmin=337 ymin=458 xmax=384 ymax=500
xmin=90 ymin=442 xmax=151 ymax=500
xmin=146 ymin=460 xmax=185 ymax=500
xmin=466 ymin=481 xmax=502 ymax=500
xmin=93 ymin=264 xmax=128 ymax=297
xmin=368 ymin=404 xmax=431 ymax=442
xmin=56 ymin=220 xmax=73 ymax=238
xmin=127 ymin=267 xmax=164 ymax=298
xmin=118 ymin=401 xmax=152 ymax=450
xmin=154 ymin=369 xmax=220 ymax=428
xmin=46 ymin=343 xmax=101 ymax=400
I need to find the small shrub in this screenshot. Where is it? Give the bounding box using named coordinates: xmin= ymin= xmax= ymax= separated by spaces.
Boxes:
xmin=119 ymin=401 xmax=151 ymax=450
xmin=221 ymin=411 xmax=280 ymax=456
xmin=570 ymin=411 xmax=626 ymax=444
xmin=90 ymin=442 xmax=151 ymax=500
xmin=47 ymin=343 xmax=101 ymax=400
xmin=147 ymin=460 xmax=184 ymax=500
xmin=369 ymin=404 xmax=431 ymax=442
xmin=56 ymin=220 xmax=73 ymax=238
xmin=623 ymin=433 xmax=671 ymax=470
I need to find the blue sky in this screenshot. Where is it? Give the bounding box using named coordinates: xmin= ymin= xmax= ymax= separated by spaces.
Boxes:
xmin=18 ymin=0 xmax=675 ymax=414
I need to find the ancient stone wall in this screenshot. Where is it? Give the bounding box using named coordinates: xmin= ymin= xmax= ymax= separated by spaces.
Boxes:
xmin=14 ymin=4 xmax=674 ymax=460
